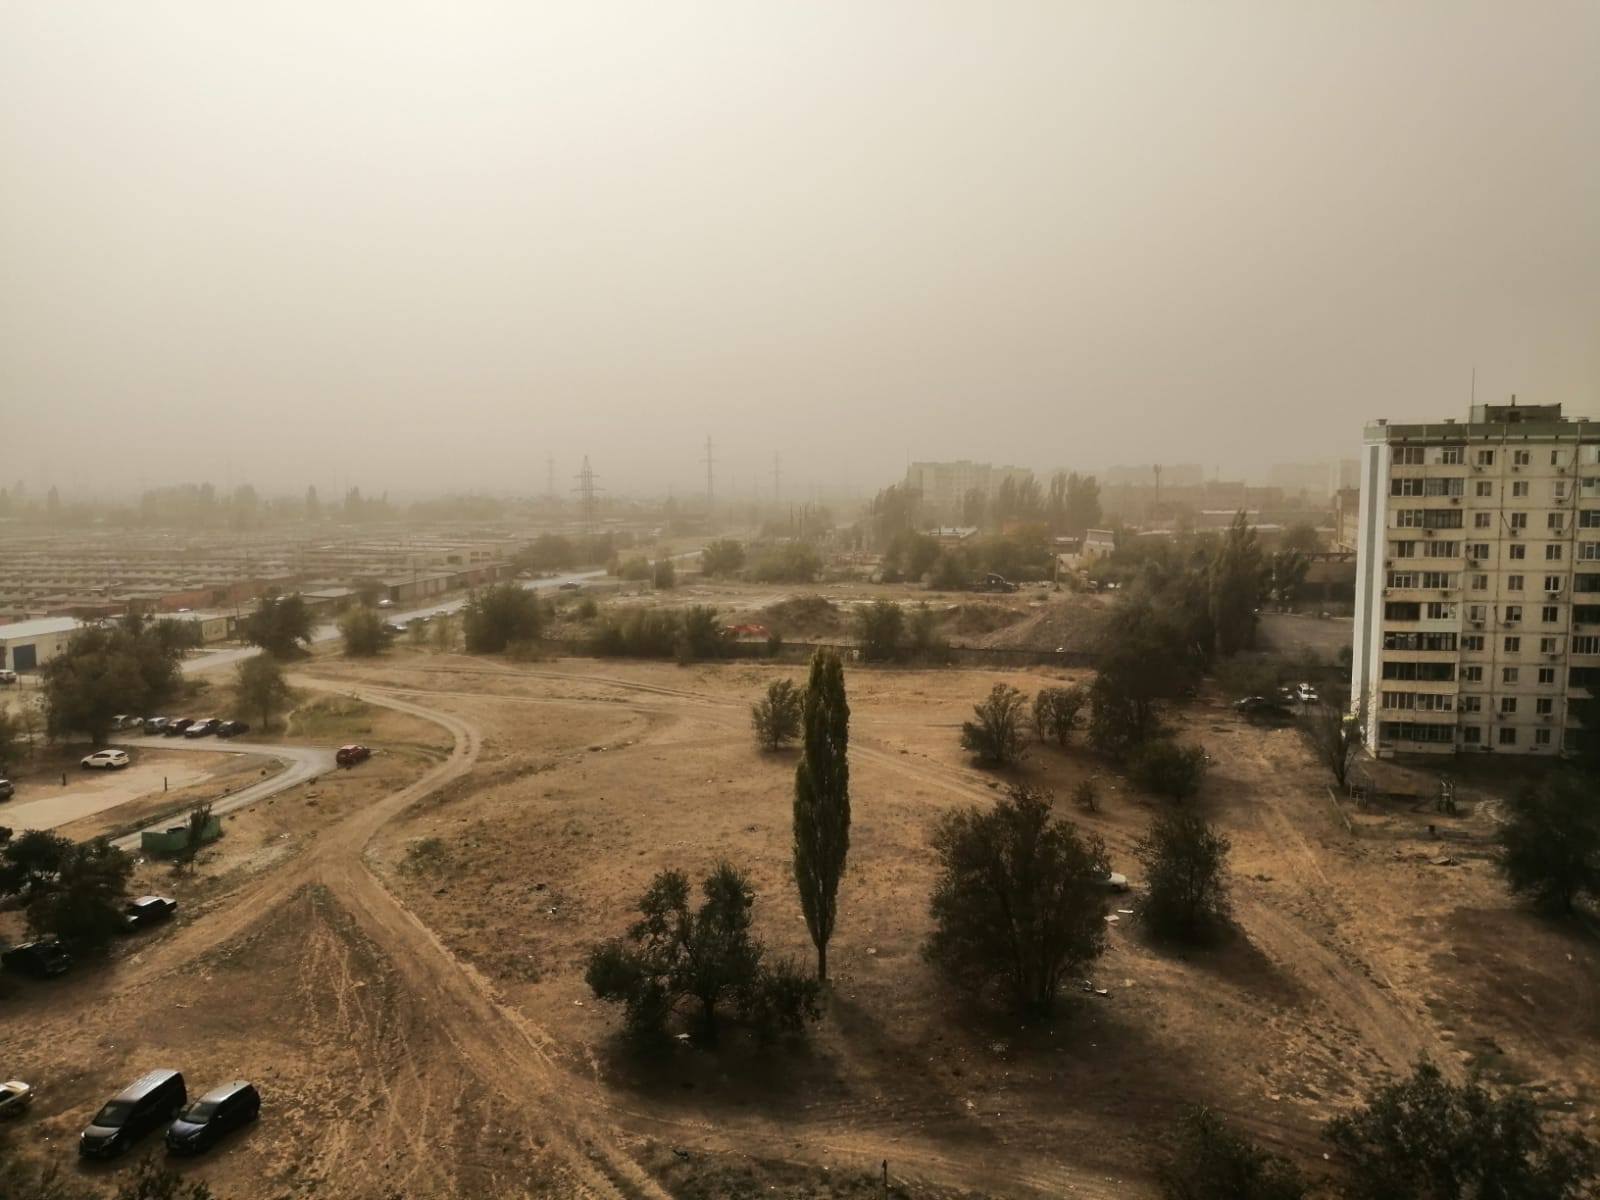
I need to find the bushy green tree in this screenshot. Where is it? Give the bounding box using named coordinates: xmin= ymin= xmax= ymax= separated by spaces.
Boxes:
xmin=793 ymin=650 xmax=850 ymax=981
xmin=1209 ymin=511 xmax=1263 ymax=657
xmin=590 ymin=608 xmax=681 ymax=657
xmin=462 ymin=583 xmax=542 ymax=653
xmin=700 ymin=538 xmax=746 ymax=577
xmin=235 ymin=654 xmax=293 ymax=730
xmin=1499 ymin=773 xmax=1600 ymax=915
xmin=856 ymin=599 xmax=905 ymax=663
xmin=338 ymin=605 xmax=390 ymax=657
xmin=652 ymin=558 xmax=677 ymax=589
xmin=1033 ymin=685 xmax=1088 ymax=747
xmin=960 ymin=683 xmax=1029 ymax=766
xmin=241 ymin=592 xmax=313 ymax=658
xmin=751 ymin=679 xmax=804 ymax=751
xmin=925 ymin=785 xmax=1108 ymax=1014
xmin=680 ymin=605 xmax=723 ymax=660
xmin=1159 ymin=1108 xmax=1307 ymax=1200
xmin=1131 ymin=740 xmax=1208 ymax=802
xmin=906 ymin=602 xmax=950 ymax=662
xmin=929 ymin=548 xmax=970 ymax=591
xmin=43 ymin=623 xmax=182 ymax=747
xmin=24 ymin=836 xmax=134 ymax=948
xmin=0 ymin=830 xmax=71 ymax=902
xmin=1087 ymin=599 xmax=1202 ymax=758
xmin=1136 ymin=810 xmax=1231 ymax=942
xmin=586 ymin=863 xmax=820 ymax=1043
xmin=1326 ymin=1061 xmax=1598 ymax=1200
xmin=748 ymin=542 xmax=822 ymax=583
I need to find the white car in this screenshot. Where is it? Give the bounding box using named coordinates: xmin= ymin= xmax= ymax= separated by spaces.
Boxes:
xmin=0 ymin=1080 xmax=32 ymax=1118
xmin=1295 ymin=682 xmax=1320 ymax=704
xmin=81 ymin=749 xmax=130 ymax=770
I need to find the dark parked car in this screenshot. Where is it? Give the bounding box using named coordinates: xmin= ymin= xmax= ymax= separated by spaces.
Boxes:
xmin=335 ymin=745 xmax=371 ymax=768
xmin=143 ymin=717 xmax=171 ymax=735
xmin=1233 ymin=695 xmax=1293 ymax=719
xmin=216 ymin=721 xmax=250 ymax=739
xmin=122 ymin=896 xmax=177 ymax=931
xmin=184 ymin=718 xmax=222 ymax=739
xmin=2 ymin=939 xmax=72 ymax=979
xmin=80 ymin=1070 xmax=186 ymax=1159
xmin=0 ymin=778 xmax=13 ymax=802
xmin=164 ymin=718 xmax=196 ymax=737
xmin=165 ymin=1080 xmax=260 ymax=1154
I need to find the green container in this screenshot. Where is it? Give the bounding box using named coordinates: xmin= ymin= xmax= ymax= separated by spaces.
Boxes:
xmin=140 ymin=815 xmax=222 ymax=856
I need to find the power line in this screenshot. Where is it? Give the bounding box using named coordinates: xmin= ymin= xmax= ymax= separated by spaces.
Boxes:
xmin=573 ymin=456 xmax=601 ymax=537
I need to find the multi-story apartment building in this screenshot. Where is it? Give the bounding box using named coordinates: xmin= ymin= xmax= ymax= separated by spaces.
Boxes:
xmin=1352 ymin=401 xmax=1600 ymax=757
xmin=904 ymin=461 xmax=1033 ymax=518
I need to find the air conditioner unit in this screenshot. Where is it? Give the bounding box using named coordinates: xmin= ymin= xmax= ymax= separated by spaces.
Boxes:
xmin=1548 ymin=591 xmax=1561 ymax=599
xmin=1497 ymin=712 xmax=1508 ymax=720
xmin=1513 ymin=465 xmax=1522 ymax=472
xmin=1473 ymin=465 xmax=1484 ymax=472
xmin=1543 ymin=714 xmax=1554 ymax=723
xmin=1450 ymin=497 xmax=1461 ymax=505
xmin=1471 ymin=620 xmax=1484 ymax=628
xmin=1467 ymin=558 xmax=1479 ymax=567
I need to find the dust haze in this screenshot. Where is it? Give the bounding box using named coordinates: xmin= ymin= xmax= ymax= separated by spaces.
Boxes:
xmin=4 ymin=1 xmax=1597 ymax=499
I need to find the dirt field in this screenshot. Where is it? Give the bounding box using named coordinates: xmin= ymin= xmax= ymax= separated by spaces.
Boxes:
xmin=3 ymin=643 xmax=1596 ymax=1199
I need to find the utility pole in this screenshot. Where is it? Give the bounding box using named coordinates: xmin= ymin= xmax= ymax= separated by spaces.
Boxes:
xmin=573 ymin=456 xmax=601 ymax=539
xmin=1152 ymin=463 xmax=1162 ymax=526
xmin=772 ymin=452 xmax=782 ymax=504
xmin=702 ymin=435 xmax=715 ymax=512
xmin=546 ymin=456 xmax=554 ymax=500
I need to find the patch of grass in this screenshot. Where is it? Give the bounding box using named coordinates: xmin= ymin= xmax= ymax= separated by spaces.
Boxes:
xmin=288 ymin=695 xmax=377 ymax=741
xmin=400 ymin=836 xmax=450 ymax=876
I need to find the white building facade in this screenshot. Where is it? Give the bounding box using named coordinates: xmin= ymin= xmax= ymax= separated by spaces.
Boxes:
xmin=1352 ymin=402 xmax=1600 ymax=757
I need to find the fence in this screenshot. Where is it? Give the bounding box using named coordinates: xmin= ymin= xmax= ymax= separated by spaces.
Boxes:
xmin=529 ymin=636 xmax=1096 ymax=671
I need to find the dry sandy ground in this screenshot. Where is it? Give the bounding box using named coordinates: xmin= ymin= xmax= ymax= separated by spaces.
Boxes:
xmin=3 ymin=643 xmax=1596 ymax=1200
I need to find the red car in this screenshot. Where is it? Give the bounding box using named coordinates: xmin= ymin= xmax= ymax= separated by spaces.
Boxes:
xmin=335 ymin=745 xmax=371 ymax=768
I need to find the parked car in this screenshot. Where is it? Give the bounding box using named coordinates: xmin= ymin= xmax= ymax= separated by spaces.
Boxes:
xmin=82 ymin=749 xmax=131 ymax=770
xmin=335 ymin=745 xmax=371 ymax=768
xmin=79 ymin=1069 xmax=187 ymax=1159
xmin=558 ymin=581 xmax=582 ymax=591
xmin=165 ymin=1080 xmax=260 ymax=1154
xmin=376 ymin=598 xmax=394 ymax=608
xmin=164 ymin=718 xmax=196 ymax=737
xmin=0 ymin=669 xmax=17 ymax=684
xmin=143 ymin=717 xmax=171 ymax=735
xmin=1233 ymin=695 xmax=1292 ymax=719
xmin=1096 ymin=870 xmax=1130 ymax=893
xmin=972 ymin=573 xmax=1019 ymax=594
xmin=216 ymin=720 xmax=250 ymax=738
xmin=2 ymin=939 xmax=72 ymax=979
xmin=1295 ymin=682 xmax=1320 ymax=704
xmin=184 ymin=718 xmax=221 ymax=738
xmin=0 ymin=1079 xmax=33 ymax=1119
xmin=122 ymin=896 xmax=177 ymax=932
xmin=110 ymin=715 xmax=139 ymax=731
xmin=0 ymin=779 xmax=13 ymax=802
xmin=383 ymin=622 xmax=409 ymax=636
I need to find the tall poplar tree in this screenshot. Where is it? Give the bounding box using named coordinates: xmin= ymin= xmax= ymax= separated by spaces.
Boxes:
xmin=793 ymin=649 xmax=850 ymax=981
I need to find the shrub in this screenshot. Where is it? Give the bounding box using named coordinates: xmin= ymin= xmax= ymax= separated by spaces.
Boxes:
xmin=748 ymin=542 xmax=821 ymax=583
xmin=1072 ymin=779 xmax=1099 ymax=812
xmin=462 ymin=584 xmax=542 ymax=653
xmin=906 ymin=604 xmax=950 ymax=663
xmin=338 ymin=606 xmax=390 ymax=657
xmin=925 ymin=786 xmax=1108 ymax=1014
xmin=700 ymin=538 xmax=746 ymax=577
xmin=1135 ymin=810 xmax=1231 ymax=942
xmin=590 ymin=609 xmax=681 ymax=658
xmin=614 ymin=556 xmax=652 ymax=581
xmin=960 ymin=683 xmax=1029 ymax=767
xmin=1158 ymin=1107 xmax=1307 ymax=1200
xmin=856 ymin=600 xmax=905 ymax=663
xmin=751 ymin=679 xmax=804 ymax=751
xmin=1499 ymin=772 xmax=1600 ymax=914
xmin=21 ymin=836 xmax=134 ymax=949
xmin=1033 ymin=685 xmax=1088 ymax=747
xmin=652 ymin=559 xmax=677 ymax=589
xmin=1131 ymin=739 xmax=1208 ymax=801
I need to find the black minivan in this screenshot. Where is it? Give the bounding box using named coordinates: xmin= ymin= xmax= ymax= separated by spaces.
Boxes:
xmin=80 ymin=1069 xmax=186 ymax=1158
xmin=165 ymin=1080 xmax=260 ymax=1153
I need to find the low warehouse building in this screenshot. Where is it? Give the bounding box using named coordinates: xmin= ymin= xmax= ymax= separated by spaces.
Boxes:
xmin=0 ymin=616 xmax=82 ymax=672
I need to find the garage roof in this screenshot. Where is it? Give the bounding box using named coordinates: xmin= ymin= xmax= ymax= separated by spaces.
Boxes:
xmin=0 ymin=616 xmax=83 ymax=641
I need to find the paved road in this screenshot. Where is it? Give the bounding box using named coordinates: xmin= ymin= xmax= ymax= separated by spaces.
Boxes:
xmin=106 ymin=735 xmax=337 ymax=852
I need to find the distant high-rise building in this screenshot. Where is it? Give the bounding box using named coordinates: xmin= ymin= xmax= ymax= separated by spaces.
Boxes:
xmin=1351 ymin=400 xmax=1600 ymax=757
xmin=904 ymin=461 xmax=1033 ymax=516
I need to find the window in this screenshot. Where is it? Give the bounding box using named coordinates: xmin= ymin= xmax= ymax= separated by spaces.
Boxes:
xmin=1461 ymin=696 xmax=1482 ymax=712
xmin=1538 ymin=668 xmax=1556 ymax=685
xmin=1575 ymin=667 xmax=1600 ymax=688
xmin=1476 ymin=481 xmax=1493 ymax=498
xmin=1504 ymin=605 xmax=1523 ymax=622
xmin=1513 ymin=449 xmax=1531 ymax=466
xmin=1461 ymin=725 xmax=1482 ymax=744
xmin=1555 ymin=482 xmax=1568 ymax=501
xmin=1545 ymin=575 xmax=1564 ymax=593
xmin=1385 ymin=601 xmax=1421 ymax=621
xmin=1499 ymin=726 xmax=1518 ymax=746
xmin=1395 ymin=509 xmax=1424 ymax=528
xmin=1581 ymin=510 xmax=1600 ymax=528
xmin=1467 ymin=543 xmax=1489 ymax=559
xmin=1510 ymin=543 xmax=1527 ymax=559
xmin=1424 ymin=541 xmax=1458 ymax=558
xmin=1381 ymin=661 xmax=1455 ymax=681
xmin=1391 ymin=478 xmax=1425 ymax=497
xmin=1468 ymin=604 xmax=1487 ymax=621
xmin=1512 ymin=481 xmax=1529 ymax=497
xmin=1471 ymin=574 xmax=1488 ymax=591
xmin=1581 ymin=543 xmax=1600 ymax=560
xmin=1463 ymin=665 xmax=1484 ymax=682
xmin=1424 ymin=509 xmax=1463 ymax=529
xmin=1542 ymin=606 xmax=1561 ymax=623
xmin=1536 ymin=728 xmax=1553 ymax=747
xmin=1500 ymin=696 xmax=1518 ymax=714
xmin=1577 ymin=606 xmax=1600 ymax=623
xmin=1549 ymin=512 xmax=1566 ymax=530
xmin=1381 ymin=722 xmax=1456 ymax=745
xmin=1551 ymin=449 xmax=1564 ymax=466
xmin=1477 ymin=449 xmax=1496 ymax=466
xmin=1505 ymin=636 xmax=1522 ymax=653
xmin=1394 ymin=540 xmax=1418 ymax=557
xmin=1383 ymin=632 xmax=1458 ymax=651
xmin=1508 ymin=575 xmax=1524 ymax=591
xmin=1579 ymin=574 xmax=1600 ymax=593
xmin=1387 ymin=571 xmax=1417 ymax=588
xmin=1474 ymin=512 xmax=1493 ymax=528
xmin=1547 ymin=544 xmax=1564 ymax=560
xmin=1396 ymin=446 xmax=1425 ymax=464
xmin=1424 ymin=602 xmax=1455 ymax=620
xmin=1510 ymin=512 xmax=1528 ymax=529
xmin=1575 ymin=636 xmax=1600 ymax=654
xmin=1415 ymin=694 xmax=1453 ymax=712
xmin=1541 ymin=637 xmax=1559 ymax=653
xmin=1420 ymin=572 xmax=1454 ymax=588
xmin=1441 ymin=447 xmax=1463 ymax=464
xmin=1382 ymin=691 xmax=1415 ymax=710
xmin=1503 ymin=663 xmax=1520 ymax=679
xmin=1462 ymin=635 xmax=1484 ymax=651
xmin=1536 ymin=697 xmax=1554 ymax=715
xmin=1425 ymin=478 xmax=1463 ymax=497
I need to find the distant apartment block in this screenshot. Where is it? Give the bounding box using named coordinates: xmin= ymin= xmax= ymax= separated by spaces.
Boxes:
xmin=1352 ymin=401 xmax=1600 ymax=757
xmin=904 ymin=461 xmax=1033 ymax=516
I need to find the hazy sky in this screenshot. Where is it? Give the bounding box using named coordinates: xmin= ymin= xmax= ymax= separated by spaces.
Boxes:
xmin=3 ymin=1 xmax=1597 ymax=500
